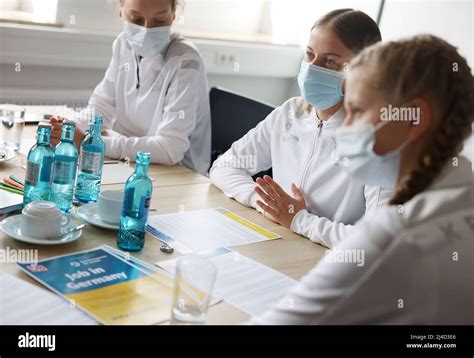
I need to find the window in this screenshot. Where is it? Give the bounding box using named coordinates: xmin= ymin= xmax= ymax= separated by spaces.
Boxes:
xmin=0 ymin=0 xmax=59 ymax=26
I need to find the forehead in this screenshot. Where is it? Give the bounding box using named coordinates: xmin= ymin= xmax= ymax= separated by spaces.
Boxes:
xmin=123 ymin=0 xmax=172 ymax=12
xmin=307 ymin=26 xmax=352 ymax=57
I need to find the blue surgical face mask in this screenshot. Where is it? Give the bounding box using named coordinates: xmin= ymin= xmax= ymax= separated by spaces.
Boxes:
xmin=123 ymin=21 xmax=171 ymax=58
xmin=334 ymin=121 xmax=410 ymax=189
xmin=297 ymin=61 xmax=345 ymax=110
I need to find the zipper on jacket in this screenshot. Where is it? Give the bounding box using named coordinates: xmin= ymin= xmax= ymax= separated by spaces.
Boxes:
xmin=299 ymin=119 xmax=324 ymax=190
xmin=136 ymin=64 xmax=141 ymax=89
xmin=135 ymin=54 xmax=141 ymax=90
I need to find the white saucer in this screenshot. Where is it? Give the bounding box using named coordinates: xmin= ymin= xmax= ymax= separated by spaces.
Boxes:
xmin=0 ymin=148 xmax=15 ymax=163
xmin=0 ymin=214 xmax=83 ymax=245
xmin=76 ymin=203 xmax=119 ymax=230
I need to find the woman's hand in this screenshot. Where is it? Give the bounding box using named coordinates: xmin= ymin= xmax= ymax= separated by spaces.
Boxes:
xmin=254 ymin=175 xmax=307 ymax=229
xmin=49 ymin=116 xmax=63 ymax=147
xmin=49 ymin=116 xmax=85 ymax=148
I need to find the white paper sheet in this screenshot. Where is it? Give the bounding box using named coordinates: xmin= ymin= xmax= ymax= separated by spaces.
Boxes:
xmin=157 ymin=247 xmax=296 ymax=316
xmin=100 ymin=163 xmax=135 ymax=185
xmin=0 ymin=190 xmax=23 ymax=214
xmin=0 ymin=272 xmax=96 ymax=325
xmin=146 ymin=208 xmax=281 ymax=254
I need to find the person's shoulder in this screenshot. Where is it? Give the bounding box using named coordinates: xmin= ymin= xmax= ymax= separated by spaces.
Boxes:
xmin=277 ymin=97 xmax=313 ymax=120
xmin=111 ymin=32 xmax=129 ymax=54
xmin=166 ymin=33 xmax=202 ymax=61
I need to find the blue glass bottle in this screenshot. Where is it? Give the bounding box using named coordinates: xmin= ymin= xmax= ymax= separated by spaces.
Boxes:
xmin=74 ymin=115 xmax=105 ymax=204
xmin=50 ymin=120 xmax=79 ymax=213
xmin=23 ymin=122 xmax=54 ymax=205
xmin=118 ymin=152 xmax=153 ymax=252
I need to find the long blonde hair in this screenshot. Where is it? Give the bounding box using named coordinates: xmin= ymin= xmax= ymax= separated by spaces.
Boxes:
xmin=350 ymin=34 xmax=474 ymax=205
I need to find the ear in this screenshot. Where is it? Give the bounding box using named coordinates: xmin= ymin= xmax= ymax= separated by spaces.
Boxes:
xmin=407 ymin=97 xmax=432 ymax=141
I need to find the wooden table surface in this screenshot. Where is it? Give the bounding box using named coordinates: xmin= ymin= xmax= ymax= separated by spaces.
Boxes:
xmin=0 ymin=124 xmax=326 ymax=324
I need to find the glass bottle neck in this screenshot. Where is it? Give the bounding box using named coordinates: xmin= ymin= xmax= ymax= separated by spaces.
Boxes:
xmin=61 ymin=125 xmax=76 ymax=142
xmin=90 ymin=122 xmax=102 ymax=136
xmin=135 ymin=162 xmax=149 ymax=176
xmin=37 ymin=128 xmax=51 ymax=145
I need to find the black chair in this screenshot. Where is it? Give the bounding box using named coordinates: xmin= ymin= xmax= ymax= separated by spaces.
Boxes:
xmin=209 ymin=87 xmax=275 ymax=178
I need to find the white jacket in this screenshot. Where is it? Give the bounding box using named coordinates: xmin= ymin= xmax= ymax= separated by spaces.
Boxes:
xmin=76 ymin=32 xmax=211 ymax=175
xmin=210 ymin=97 xmax=392 ymax=247
xmin=252 ymin=156 xmax=474 ymax=324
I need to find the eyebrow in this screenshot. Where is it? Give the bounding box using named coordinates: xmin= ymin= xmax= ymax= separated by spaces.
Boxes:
xmin=306 ymin=47 xmax=341 ymax=57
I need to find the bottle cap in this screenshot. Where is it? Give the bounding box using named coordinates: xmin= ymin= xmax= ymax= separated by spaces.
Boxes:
xmin=38 ymin=121 xmax=52 ymax=129
xmin=63 ymin=119 xmax=76 ymax=127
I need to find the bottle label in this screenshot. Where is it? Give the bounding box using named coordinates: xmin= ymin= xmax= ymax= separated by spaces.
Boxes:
xmin=40 ymin=156 xmax=53 ymax=183
xmin=53 ymin=161 xmax=76 ymax=184
xmin=25 ymin=161 xmax=39 ymax=186
xmin=79 ymin=151 xmax=102 ymax=175
xmin=138 ymin=196 xmax=151 ymax=220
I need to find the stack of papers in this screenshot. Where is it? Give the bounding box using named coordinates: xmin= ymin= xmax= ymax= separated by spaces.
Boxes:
xmin=0 ymin=189 xmax=23 ymax=214
xmin=0 ymin=272 xmax=96 ymax=325
xmin=158 ymin=247 xmax=297 ymax=316
xmin=146 ymin=208 xmax=281 ymax=253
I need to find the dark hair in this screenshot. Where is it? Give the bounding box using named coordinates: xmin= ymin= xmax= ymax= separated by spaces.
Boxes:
xmin=119 ymin=0 xmax=180 ymax=12
xmin=313 ymin=9 xmax=382 ymax=54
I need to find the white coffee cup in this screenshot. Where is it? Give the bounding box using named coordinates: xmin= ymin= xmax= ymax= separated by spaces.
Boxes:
xmin=21 ymin=201 xmax=70 ymax=239
xmin=98 ymin=190 xmax=124 ymax=224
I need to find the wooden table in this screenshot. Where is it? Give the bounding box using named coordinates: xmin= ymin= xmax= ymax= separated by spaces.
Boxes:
xmin=0 ymin=124 xmax=326 ymax=324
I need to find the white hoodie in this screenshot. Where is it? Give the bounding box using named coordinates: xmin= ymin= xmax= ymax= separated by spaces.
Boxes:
xmin=210 ymin=97 xmax=393 ymax=248
xmin=76 ymin=32 xmax=211 ymax=175
xmin=251 ymin=156 xmax=474 ymax=324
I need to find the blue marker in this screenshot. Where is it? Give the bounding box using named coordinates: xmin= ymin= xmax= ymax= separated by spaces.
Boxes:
xmin=118 ymin=151 xmax=153 ymax=252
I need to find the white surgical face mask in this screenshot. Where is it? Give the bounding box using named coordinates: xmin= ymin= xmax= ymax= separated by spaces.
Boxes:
xmin=334 ymin=121 xmax=410 ymax=189
xmin=123 ymin=21 xmax=171 ymax=58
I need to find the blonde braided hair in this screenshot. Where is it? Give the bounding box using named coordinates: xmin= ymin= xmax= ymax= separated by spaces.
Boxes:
xmin=350 ymin=34 xmax=474 ymax=205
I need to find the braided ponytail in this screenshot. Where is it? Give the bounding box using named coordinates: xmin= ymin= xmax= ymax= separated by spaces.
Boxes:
xmin=350 ymin=34 xmax=474 ymax=205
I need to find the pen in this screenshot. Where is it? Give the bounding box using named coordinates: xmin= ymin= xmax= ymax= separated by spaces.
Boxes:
xmin=3 ymin=178 xmax=23 ymax=190
xmin=0 ymin=182 xmax=23 ymax=193
xmin=0 ymin=185 xmax=23 ymax=196
xmin=9 ymin=175 xmax=25 ymax=187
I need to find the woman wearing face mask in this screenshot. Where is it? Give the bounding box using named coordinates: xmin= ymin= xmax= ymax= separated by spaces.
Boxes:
xmin=210 ymin=9 xmax=392 ymax=248
xmin=251 ymin=34 xmax=474 ymax=324
xmin=50 ymin=0 xmax=211 ymax=175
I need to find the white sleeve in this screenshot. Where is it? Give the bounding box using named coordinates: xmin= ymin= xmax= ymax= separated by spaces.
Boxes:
xmin=364 ymin=185 xmax=394 ymax=213
xmin=209 ymin=109 xmax=278 ymax=208
xmin=103 ymin=57 xmax=200 ymax=165
xmin=76 ymin=38 xmax=120 ymax=133
xmin=250 ymin=223 xmax=385 ymax=325
xmin=290 ymin=186 xmax=393 ymax=248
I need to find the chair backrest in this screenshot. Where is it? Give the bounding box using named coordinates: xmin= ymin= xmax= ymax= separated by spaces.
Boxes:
xmin=209 ymin=87 xmax=275 ymax=165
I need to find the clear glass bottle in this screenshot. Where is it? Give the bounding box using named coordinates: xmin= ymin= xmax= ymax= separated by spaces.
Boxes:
xmin=50 ymin=120 xmax=79 ymax=213
xmin=117 ymin=151 xmax=153 ymax=252
xmin=23 ymin=122 xmax=55 ymax=205
xmin=74 ymin=114 xmax=105 ymax=204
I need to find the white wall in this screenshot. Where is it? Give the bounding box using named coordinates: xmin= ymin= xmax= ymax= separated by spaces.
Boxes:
xmin=379 ymin=0 xmax=473 ymax=69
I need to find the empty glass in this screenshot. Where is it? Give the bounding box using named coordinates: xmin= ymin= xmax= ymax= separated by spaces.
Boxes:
xmin=0 ymin=105 xmax=25 ymax=151
xmin=171 ymin=255 xmax=217 ymax=325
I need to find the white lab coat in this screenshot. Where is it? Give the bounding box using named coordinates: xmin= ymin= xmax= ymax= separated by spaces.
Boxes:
xmin=76 ymin=32 xmax=211 ymax=175
xmin=209 ymin=97 xmax=393 ymax=248
xmin=251 ymin=156 xmax=474 ymax=324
